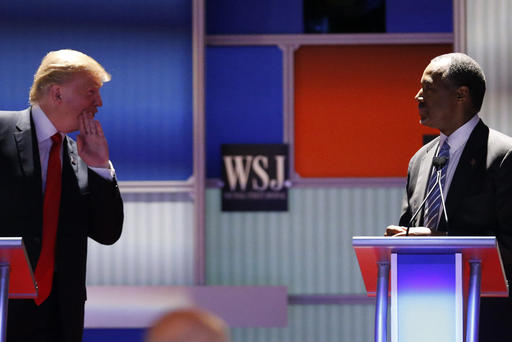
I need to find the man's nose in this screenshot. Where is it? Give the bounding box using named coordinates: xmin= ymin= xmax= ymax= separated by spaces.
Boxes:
xmin=94 ymin=93 xmax=103 ymax=107
xmin=414 ymin=89 xmax=423 ymax=102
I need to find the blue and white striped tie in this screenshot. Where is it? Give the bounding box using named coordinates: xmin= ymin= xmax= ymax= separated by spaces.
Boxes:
xmin=424 ymin=141 xmax=450 ymax=229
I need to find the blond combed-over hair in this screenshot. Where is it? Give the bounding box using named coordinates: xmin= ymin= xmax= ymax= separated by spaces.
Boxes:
xmin=29 ymin=49 xmax=111 ymax=105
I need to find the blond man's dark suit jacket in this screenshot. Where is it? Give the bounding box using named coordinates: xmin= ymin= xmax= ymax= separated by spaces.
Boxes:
xmin=0 ymin=108 xmax=123 ymax=341
xmin=399 ymin=118 xmax=512 ymax=278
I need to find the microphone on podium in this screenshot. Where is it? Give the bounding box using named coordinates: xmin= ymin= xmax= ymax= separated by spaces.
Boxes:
xmin=405 ymin=156 xmax=449 ymax=236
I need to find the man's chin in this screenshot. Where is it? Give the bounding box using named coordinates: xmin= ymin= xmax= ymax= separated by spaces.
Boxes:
xmin=61 ymin=125 xmax=80 ymax=134
xmin=419 ymin=116 xmax=433 ymax=128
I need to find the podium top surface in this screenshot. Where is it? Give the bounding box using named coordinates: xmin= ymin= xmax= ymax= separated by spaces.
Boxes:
xmin=352 ymin=236 xmax=508 ymax=297
xmin=353 ymin=236 xmax=498 ymax=249
xmin=0 ymin=237 xmax=24 ymax=247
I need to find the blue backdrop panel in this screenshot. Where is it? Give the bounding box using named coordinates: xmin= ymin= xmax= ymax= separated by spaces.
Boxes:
xmin=83 ymin=328 xmax=145 ymax=342
xmin=207 ymin=0 xmax=303 ymax=34
xmin=206 ymin=46 xmax=283 ymax=178
xmin=0 ymin=1 xmax=192 ymax=181
xmin=0 ymin=0 xmax=190 ymax=27
xmin=386 ymin=0 xmax=453 ymax=33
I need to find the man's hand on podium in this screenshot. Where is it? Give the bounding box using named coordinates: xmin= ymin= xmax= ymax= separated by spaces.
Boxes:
xmin=385 ymin=225 xmax=433 ymax=236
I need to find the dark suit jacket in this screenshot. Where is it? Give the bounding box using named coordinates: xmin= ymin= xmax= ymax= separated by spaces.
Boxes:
xmin=0 ymin=108 xmax=123 ymax=341
xmin=399 ymin=119 xmax=512 ymax=278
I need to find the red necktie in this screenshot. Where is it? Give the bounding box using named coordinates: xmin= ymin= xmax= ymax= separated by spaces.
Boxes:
xmin=34 ymin=133 xmax=63 ymax=305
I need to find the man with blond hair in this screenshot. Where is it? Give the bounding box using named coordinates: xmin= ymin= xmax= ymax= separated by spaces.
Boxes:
xmin=146 ymin=308 xmax=229 ymax=342
xmin=0 ymin=49 xmax=123 ymax=341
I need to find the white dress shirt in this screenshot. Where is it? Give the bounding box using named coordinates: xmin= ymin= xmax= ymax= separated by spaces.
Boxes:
xmin=32 ymin=105 xmax=114 ymax=193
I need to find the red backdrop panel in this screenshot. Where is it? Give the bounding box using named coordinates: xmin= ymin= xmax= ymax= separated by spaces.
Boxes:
xmin=294 ymin=44 xmax=452 ymax=178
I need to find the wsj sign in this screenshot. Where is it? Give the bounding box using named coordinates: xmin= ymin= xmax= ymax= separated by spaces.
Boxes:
xmin=222 ymin=144 xmax=289 ymax=211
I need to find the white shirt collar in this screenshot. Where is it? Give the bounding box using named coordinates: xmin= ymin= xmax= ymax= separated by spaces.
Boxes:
xmin=32 ymin=105 xmax=60 ymax=143
xmin=439 ymin=114 xmax=480 ymax=152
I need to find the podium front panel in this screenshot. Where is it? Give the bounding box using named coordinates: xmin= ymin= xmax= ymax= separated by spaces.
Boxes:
xmin=390 ymin=253 xmax=463 ymax=342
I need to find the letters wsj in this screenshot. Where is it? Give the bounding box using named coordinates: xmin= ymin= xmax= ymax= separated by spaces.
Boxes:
xmin=221 ymin=144 xmax=288 ymax=211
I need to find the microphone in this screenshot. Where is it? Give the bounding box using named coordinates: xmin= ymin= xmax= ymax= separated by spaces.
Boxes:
xmin=433 ymin=156 xmax=448 ymax=170
xmin=405 ymin=155 xmax=449 ymax=236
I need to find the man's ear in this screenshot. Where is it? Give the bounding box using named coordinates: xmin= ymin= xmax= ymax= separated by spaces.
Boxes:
xmin=49 ymin=85 xmax=62 ymax=104
xmin=456 ymin=86 xmax=470 ymax=103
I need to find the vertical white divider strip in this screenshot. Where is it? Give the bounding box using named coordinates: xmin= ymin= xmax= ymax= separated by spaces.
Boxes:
xmin=453 ymin=0 xmax=467 ymax=52
xmin=279 ymin=44 xmax=300 ymax=181
xmin=391 ymin=253 xmax=398 ymax=342
xmin=455 ymin=253 xmax=463 ymax=342
xmin=193 ymin=0 xmax=206 ymax=285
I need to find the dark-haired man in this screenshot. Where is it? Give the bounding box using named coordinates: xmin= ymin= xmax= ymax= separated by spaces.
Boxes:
xmin=386 ymin=52 xmax=512 ymax=340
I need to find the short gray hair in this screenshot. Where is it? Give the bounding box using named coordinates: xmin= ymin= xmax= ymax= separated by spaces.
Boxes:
xmin=431 ymin=53 xmax=486 ymax=114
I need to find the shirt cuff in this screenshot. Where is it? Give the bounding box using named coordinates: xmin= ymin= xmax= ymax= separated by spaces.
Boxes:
xmin=89 ymin=160 xmax=116 ymax=181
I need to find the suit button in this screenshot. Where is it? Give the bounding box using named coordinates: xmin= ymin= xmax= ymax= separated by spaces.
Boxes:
xmin=34 ymin=237 xmax=41 ymax=244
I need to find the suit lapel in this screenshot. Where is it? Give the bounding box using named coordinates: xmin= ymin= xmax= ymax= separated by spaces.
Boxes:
xmin=14 ymin=108 xmax=42 ymax=192
xmin=439 ymin=120 xmax=488 ymax=230
xmin=13 ymin=109 xmax=36 ymax=179
xmin=64 ymin=136 xmax=88 ymax=194
xmin=65 ymin=136 xmax=79 ymax=176
xmin=413 ymin=139 xmax=439 ymax=226
xmin=13 ymin=108 xmax=43 ymax=220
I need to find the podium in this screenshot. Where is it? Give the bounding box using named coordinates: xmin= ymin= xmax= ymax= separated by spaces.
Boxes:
xmin=0 ymin=238 xmax=37 ymax=342
xmin=352 ymin=237 xmax=508 ymax=342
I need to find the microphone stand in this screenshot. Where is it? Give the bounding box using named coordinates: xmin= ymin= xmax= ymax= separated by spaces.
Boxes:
xmin=437 ymin=170 xmax=449 ymax=227
xmin=405 ymin=156 xmax=449 ymax=236
xmin=405 ymin=171 xmax=440 ymax=236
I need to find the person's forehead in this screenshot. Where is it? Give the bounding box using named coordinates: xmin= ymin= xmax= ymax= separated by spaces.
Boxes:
xmin=422 ymin=62 xmax=449 ymax=84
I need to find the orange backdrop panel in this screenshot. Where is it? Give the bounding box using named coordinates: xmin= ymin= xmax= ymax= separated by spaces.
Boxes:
xmin=294 ymin=44 xmax=452 ymax=178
